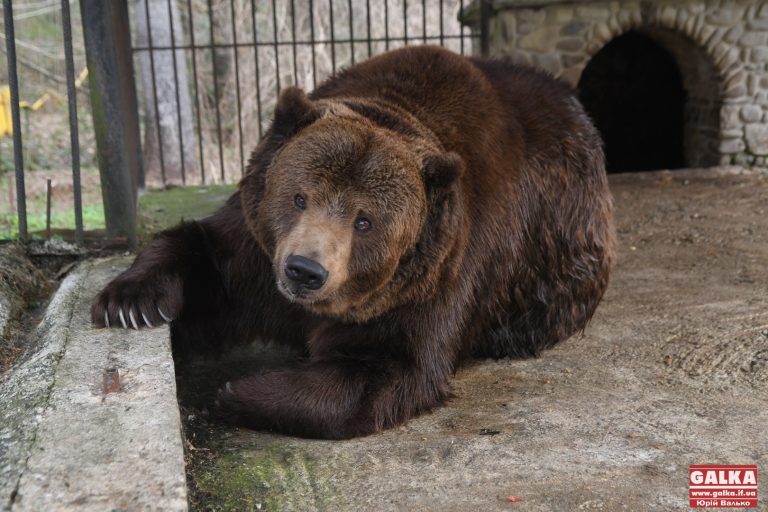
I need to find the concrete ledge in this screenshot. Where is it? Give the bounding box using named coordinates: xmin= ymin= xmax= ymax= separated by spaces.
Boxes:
xmin=0 ymin=257 xmax=187 ymax=511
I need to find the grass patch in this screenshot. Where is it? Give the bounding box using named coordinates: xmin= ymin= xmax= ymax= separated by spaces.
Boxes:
xmin=0 ymin=203 xmax=105 ymax=240
xmin=1 ymin=171 xmax=235 ymax=241
xmin=138 ymin=184 xmax=236 ymax=237
xmin=0 ymin=167 xmax=105 ymax=239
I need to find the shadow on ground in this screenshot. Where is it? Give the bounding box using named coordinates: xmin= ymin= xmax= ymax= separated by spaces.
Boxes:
xmin=173 ymin=167 xmax=768 ymax=512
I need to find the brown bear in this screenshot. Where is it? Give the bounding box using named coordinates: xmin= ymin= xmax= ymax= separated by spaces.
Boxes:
xmin=92 ymin=45 xmax=616 ymax=439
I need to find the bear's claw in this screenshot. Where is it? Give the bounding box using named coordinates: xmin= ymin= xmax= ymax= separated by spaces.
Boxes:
xmin=216 ymin=381 xmax=233 ymax=399
xmin=128 ymin=308 xmax=139 ymax=330
xmin=91 ymin=269 xmax=183 ymax=331
xmin=141 ymin=311 xmax=153 ymax=328
xmin=157 ymin=307 xmax=173 ymax=323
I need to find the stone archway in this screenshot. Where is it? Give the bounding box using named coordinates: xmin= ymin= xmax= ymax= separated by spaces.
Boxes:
xmin=471 ymin=1 xmax=768 ymax=168
xmin=578 ymin=28 xmax=721 ymax=172
xmin=578 ymin=31 xmax=686 ymax=172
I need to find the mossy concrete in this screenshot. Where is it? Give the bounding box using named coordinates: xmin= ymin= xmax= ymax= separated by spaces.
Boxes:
xmin=180 ymin=167 xmax=768 ymax=511
xmin=194 ymin=442 xmax=343 ymax=512
xmin=0 ymin=258 xmax=187 ymax=511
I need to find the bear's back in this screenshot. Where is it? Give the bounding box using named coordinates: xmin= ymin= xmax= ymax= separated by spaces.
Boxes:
xmin=469 ymin=57 xmax=604 ymax=172
xmin=311 ymin=46 xmax=603 ymax=185
xmin=310 ymin=46 xmax=504 ymax=158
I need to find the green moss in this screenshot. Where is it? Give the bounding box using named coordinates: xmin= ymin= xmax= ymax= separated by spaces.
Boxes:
xmin=193 ymin=443 xmax=339 ymax=512
xmin=137 ymin=184 xmax=236 ymax=239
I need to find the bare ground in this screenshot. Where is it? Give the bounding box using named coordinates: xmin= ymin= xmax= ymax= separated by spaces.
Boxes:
xmin=0 ymin=244 xmax=48 ymax=374
xmin=178 ymin=167 xmax=768 ymax=511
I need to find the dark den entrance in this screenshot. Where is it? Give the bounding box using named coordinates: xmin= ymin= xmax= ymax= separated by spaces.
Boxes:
xmin=578 ymin=31 xmax=687 ymax=173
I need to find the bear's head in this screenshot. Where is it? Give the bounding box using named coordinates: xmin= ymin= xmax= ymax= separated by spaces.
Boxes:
xmin=241 ymin=87 xmax=466 ymax=322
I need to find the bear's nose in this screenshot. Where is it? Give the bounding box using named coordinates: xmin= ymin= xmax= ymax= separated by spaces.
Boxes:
xmin=284 ymin=255 xmax=329 ymax=290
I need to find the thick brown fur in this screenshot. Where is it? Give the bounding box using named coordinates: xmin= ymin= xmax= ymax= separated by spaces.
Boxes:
xmin=91 ymin=46 xmax=616 ymax=439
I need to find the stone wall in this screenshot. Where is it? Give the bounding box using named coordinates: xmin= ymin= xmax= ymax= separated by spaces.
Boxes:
xmin=478 ymin=0 xmax=768 ymax=167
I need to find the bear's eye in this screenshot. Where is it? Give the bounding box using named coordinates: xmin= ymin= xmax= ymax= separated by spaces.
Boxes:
xmin=293 ymin=194 xmax=306 ymax=210
xmin=354 ymin=217 xmax=372 ymax=232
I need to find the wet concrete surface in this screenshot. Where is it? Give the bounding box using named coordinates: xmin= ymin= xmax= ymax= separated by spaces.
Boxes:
xmin=178 ymin=167 xmax=768 ymax=511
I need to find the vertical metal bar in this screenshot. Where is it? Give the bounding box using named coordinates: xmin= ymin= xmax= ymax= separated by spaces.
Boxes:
xmin=271 ymin=0 xmax=282 ymax=95
xmin=230 ymin=0 xmax=244 ymax=176
xmin=309 ymin=0 xmax=317 ymax=89
xmin=384 ymin=0 xmax=389 ymax=50
xmin=365 ymin=0 xmax=371 ymax=57
xmin=60 ymin=0 xmax=83 ymax=242
xmin=480 ymin=0 xmax=490 ymax=57
xmin=250 ymin=0 xmax=264 ymax=138
xmin=3 ymin=0 xmax=27 ymax=241
xmin=421 ymin=0 xmax=426 ymax=44
xmin=22 ymin=110 xmax=28 ymax=174
xmin=45 ymin=179 xmax=52 ymax=240
xmin=143 ymin=0 xmax=167 ymax=184
xmin=347 ymin=0 xmax=354 ymax=64
xmin=207 ymin=0 xmax=226 ymax=182
xmin=329 ymin=0 xmax=336 ymax=74
xmin=187 ymin=0 xmax=206 ymax=184
xmin=459 ymin=0 xmax=464 ymax=54
xmin=80 ymin=0 xmax=140 ymax=247
xmin=290 ymin=0 xmax=298 ymax=82
xmin=439 ymin=0 xmax=444 ymax=46
xmin=6 ymin=166 xmax=14 ymax=218
xmin=167 ymin=0 xmax=186 ymax=184
xmin=403 ymin=0 xmax=407 ymax=45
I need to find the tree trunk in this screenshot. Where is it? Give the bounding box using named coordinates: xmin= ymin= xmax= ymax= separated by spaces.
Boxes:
xmin=134 ymin=0 xmax=196 ymax=186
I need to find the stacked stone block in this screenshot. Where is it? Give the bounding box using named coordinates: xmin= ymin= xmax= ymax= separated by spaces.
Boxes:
xmin=481 ymin=0 xmax=768 ymax=167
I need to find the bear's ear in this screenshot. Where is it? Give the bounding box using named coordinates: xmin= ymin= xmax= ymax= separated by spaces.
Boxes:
xmin=272 ymin=86 xmax=320 ymax=140
xmin=422 ymin=152 xmax=464 ymax=190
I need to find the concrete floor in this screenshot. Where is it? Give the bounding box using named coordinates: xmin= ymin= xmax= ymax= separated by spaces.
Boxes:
xmin=179 ymin=167 xmax=768 ymax=511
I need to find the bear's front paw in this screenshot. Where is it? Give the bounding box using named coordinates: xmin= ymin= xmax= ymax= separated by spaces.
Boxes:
xmin=214 ymin=379 xmax=271 ymax=429
xmin=91 ymin=272 xmax=182 ymax=329
xmin=213 ymin=381 xmax=246 ymax=424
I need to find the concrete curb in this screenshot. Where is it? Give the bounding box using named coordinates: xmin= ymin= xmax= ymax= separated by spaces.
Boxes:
xmin=0 ymin=257 xmax=187 ymax=511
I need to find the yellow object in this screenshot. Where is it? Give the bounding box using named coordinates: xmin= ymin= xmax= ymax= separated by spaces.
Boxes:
xmin=0 ymin=67 xmax=89 ymax=138
xmin=75 ymin=67 xmax=89 ymax=88
xmin=0 ymin=86 xmax=12 ymax=137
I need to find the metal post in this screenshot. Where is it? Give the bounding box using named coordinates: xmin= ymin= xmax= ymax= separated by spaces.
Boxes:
xmin=61 ymin=0 xmax=84 ymax=243
xmin=480 ymin=0 xmax=492 ymax=57
xmin=3 ymin=0 xmax=28 ymax=241
xmin=80 ymin=0 xmax=141 ymax=248
xmin=46 ymin=178 xmax=52 ymax=240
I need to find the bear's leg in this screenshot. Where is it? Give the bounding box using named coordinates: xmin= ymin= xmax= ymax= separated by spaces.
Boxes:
xmin=216 ymin=358 xmax=450 ymax=439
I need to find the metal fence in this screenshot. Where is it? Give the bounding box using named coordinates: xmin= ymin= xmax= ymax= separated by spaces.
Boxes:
xmin=2 ymin=0 xmax=84 ymax=243
xmin=2 ymin=0 xmax=488 ymax=246
xmin=130 ymin=0 xmax=484 ymax=187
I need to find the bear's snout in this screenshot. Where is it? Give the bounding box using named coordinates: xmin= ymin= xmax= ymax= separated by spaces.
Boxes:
xmin=273 ymin=212 xmax=352 ymax=306
xmin=284 ymin=255 xmax=329 ymax=290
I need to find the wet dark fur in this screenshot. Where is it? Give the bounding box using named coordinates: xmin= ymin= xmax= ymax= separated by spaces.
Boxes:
xmin=92 ymin=46 xmax=616 ymax=439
